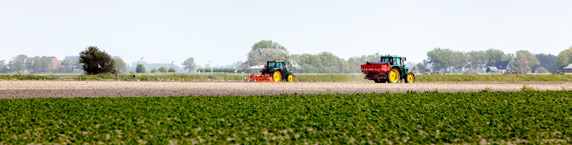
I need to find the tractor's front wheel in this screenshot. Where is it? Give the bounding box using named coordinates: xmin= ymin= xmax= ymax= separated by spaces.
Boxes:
xmin=386 ymin=68 xmax=400 ymax=83
xmin=405 ymin=72 xmax=416 ymax=83
xmin=272 ymin=71 xmax=282 ymax=82
xmin=285 ymin=72 xmax=294 ymax=82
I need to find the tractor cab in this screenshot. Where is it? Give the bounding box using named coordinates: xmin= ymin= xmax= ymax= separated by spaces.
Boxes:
xmin=379 ymin=56 xmax=408 ymax=75
xmin=261 ymin=59 xmax=288 ymax=74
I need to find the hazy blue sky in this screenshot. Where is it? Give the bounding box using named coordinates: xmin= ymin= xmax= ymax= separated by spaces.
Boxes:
xmin=1 ymin=0 xmax=571 ymax=67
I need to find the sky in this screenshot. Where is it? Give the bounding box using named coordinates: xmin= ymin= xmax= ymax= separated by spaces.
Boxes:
xmin=1 ymin=0 xmax=571 ymax=67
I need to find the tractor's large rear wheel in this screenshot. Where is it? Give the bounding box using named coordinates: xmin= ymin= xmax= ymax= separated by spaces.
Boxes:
xmin=285 ymin=72 xmax=294 ymax=82
xmin=386 ymin=68 xmax=400 ymax=83
xmin=405 ymin=72 xmax=416 ymax=83
xmin=272 ymin=71 xmax=282 ymax=82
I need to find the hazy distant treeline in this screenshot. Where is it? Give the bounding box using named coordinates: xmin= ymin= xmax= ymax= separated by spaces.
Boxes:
xmin=0 ymin=55 xmax=78 ymax=74
xmin=1 ymin=40 xmax=571 ymax=74
xmin=422 ymin=48 xmax=570 ymax=73
xmin=0 ymin=55 xmax=128 ymax=74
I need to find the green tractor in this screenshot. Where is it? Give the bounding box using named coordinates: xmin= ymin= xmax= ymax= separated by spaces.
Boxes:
xmin=245 ymin=59 xmax=295 ymax=82
xmin=360 ymin=55 xmax=416 ymax=83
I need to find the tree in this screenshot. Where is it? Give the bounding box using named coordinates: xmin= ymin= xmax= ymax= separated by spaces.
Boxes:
xmin=136 ymin=64 xmax=146 ymax=73
xmin=513 ymin=50 xmax=539 ymax=73
xmin=26 ymin=56 xmax=39 ymax=73
xmin=150 ymin=68 xmax=159 ymax=73
xmin=250 ymin=40 xmax=286 ymax=52
xmin=347 ymin=53 xmax=383 ymax=72
xmin=536 ymin=67 xmax=549 ymax=73
xmin=427 ymin=48 xmax=455 ymax=72
xmin=484 ymin=49 xmax=507 ymax=66
xmin=168 ymin=67 xmax=176 ymax=72
xmin=41 ymin=56 xmax=56 ymax=73
xmin=290 ymin=52 xmax=350 ymax=73
xmin=467 ymin=50 xmax=486 ymax=71
xmin=451 ymin=51 xmax=468 ymax=71
xmin=556 ymin=47 xmax=572 ymax=70
xmin=0 ymin=60 xmax=8 ymax=73
xmin=79 ymin=46 xmax=117 ymax=74
xmin=247 ymin=40 xmax=291 ymax=66
xmin=416 ymin=62 xmax=427 ymax=73
xmin=412 ymin=65 xmax=419 ymax=73
xmin=535 ymin=53 xmax=557 ymax=72
xmin=158 ymin=66 xmax=168 ymax=73
xmin=181 ymin=57 xmax=197 ymax=72
xmin=113 ymin=56 xmax=127 ymax=73
xmin=9 ymin=54 xmax=28 ymax=73
xmin=62 ymin=56 xmax=81 ymax=73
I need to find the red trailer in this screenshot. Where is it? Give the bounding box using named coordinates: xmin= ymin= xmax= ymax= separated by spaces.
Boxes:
xmin=361 ymin=62 xmax=391 ymax=80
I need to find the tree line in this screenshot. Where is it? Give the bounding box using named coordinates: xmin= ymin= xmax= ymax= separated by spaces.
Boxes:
xmin=421 ymin=47 xmax=571 ymax=73
xmin=1 ymin=41 xmax=570 ymax=75
xmin=0 ymin=55 xmax=84 ymax=74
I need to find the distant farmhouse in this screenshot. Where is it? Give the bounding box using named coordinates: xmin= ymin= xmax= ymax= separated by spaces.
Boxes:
xmin=486 ymin=61 xmax=512 ymax=73
xmin=564 ymin=64 xmax=572 ymax=73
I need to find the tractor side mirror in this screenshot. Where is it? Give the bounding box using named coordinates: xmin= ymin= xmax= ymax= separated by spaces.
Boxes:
xmin=404 ymin=57 xmax=406 ymax=61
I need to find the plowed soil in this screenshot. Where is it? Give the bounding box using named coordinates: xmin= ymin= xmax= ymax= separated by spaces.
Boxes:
xmin=0 ymin=81 xmax=570 ymax=98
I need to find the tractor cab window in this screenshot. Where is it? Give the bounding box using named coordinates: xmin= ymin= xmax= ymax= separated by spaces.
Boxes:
xmin=380 ymin=57 xmax=390 ymax=62
xmin=276 ymin=62 xmax=283 ymax=69
xmin=267 ymin=61 xmax=276 ymax=69
xmin=393 ymin=58 xmax=401 ymax=66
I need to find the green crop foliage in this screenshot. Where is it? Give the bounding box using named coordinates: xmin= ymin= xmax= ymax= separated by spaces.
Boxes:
xmin=0 ymin=91 xmax=570 ymax=144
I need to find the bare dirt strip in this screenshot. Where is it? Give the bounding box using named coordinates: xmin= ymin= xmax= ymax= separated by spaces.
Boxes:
xmin=0 ymin=81 xmax=570 ymax=99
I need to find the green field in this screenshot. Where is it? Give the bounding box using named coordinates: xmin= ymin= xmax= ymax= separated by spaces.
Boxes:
xmin=1 ymin=73 xmax=572 ymax=82
xmin=1 ymin=91 xmax=569 ymax=144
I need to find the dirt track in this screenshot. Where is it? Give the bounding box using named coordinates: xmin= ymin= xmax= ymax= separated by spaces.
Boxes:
xmin=0 ymin=81 xmax=570 ymax=98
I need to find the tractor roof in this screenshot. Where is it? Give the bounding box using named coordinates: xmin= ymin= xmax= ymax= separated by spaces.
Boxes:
xmin=268 ymin=59 xmax=284 ymax=62
xmin=381 ymin=55 xmax=403 ymax=58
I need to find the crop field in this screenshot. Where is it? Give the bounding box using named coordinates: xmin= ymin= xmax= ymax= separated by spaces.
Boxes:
xmin=0 ymin=75 xmax=570 ymax=144
xmin=0 ymin=91 xmax=570 ymax=144
xmin=0 ymin=81 xmax=571 ymax=98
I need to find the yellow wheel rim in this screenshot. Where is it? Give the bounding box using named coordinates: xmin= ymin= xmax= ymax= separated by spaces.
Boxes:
xmin=407 ymin=73 xmax=414 ymax=83
xmin=287 ymin=74 xmax=294 ymax=82
xmin=273 ymin=71 xmax=282 ymax=82
xmin=389 ymin=69 xmax=399 ymax=83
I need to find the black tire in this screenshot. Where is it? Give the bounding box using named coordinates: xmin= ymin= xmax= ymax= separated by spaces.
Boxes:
xmin=404 ymin=72 xmax=416 ymax=83
xmin=285 ymin=72 xmax=294 ymax=82
xmin=386 ymin=68 xmax=400 ymax=83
